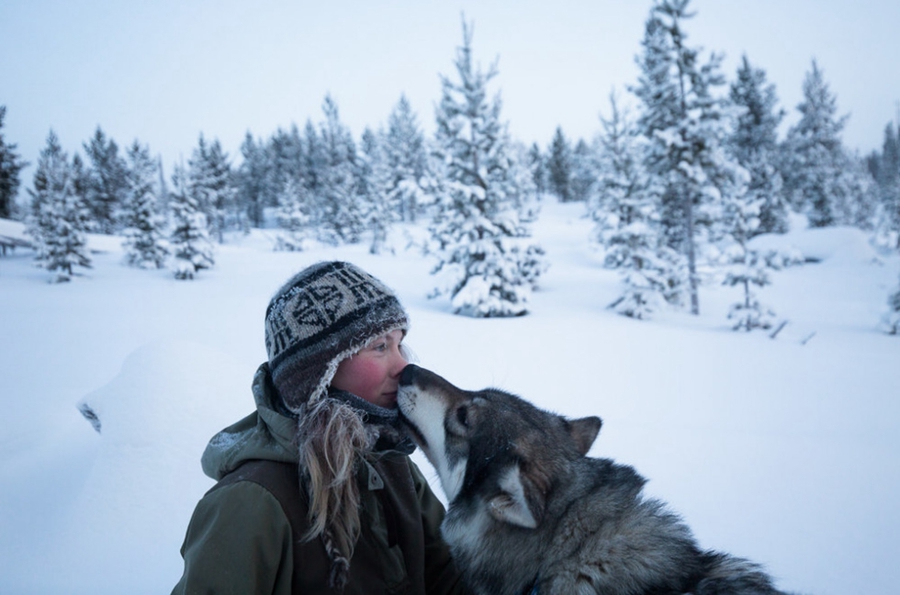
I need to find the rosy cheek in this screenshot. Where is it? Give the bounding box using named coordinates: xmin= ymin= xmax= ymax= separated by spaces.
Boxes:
xmin=353 ymin=358 xmax=389 ymax=391
xmin=358 ymin=358 xmax=385 ymax=380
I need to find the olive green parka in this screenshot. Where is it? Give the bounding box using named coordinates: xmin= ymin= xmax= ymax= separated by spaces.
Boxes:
xmin=172 ymin=364 xmax=467 ymax=595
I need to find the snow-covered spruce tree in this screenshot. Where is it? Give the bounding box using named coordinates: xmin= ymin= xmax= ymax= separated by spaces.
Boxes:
xmin=631 ymin=0 xmax=747 ymax=315
xmin=169 ymin=163 xmax=214 ymax=280
xmin=273 ymin=175 xmax=312 ymax=251
xmin=26 ymin=131 xmax=92 ymax=282
xmin=236 ymin=132 xmax=273 ymax=228
xmin=590 ymin=93 xmax=684 ymax=319
xmin=270 ymin=120 xmax=329 ymax=234
xmin=318 ymin=95 xmax=365 ymax=245
xmin=590 ymin=93 xmax=641 ymax=252
xmin=720 ymin=184 xmax=779 ymax=331
xmin=0 ymin=106 xmax=27 ymax=220
xmin=570 ymin=138 xmax=598 ymax=203
xmin=122 ymin=140 xmax=168 ymax=268
xmin=547 ymin=126 xmax=573 ymax=202
xmin=874 ymin=122 xmax=900 ymax=247
xmin=155 ymin=156 xmax=170 ymax=226
xmin=83 ymin=126 xmax=129 ymax=233
xmin=266 ymin=125 xmax=308 ymax=224
xmin=359 ymin=127 xmax=393 ymax=254
xmin=781 ymin=60 xmax=849 ymax=228
xmin=188 ymin=134 xmax=237 ymax=243
xmin=835 ymin=154 xmax=879 ymax=231
xmin=729 ymin=55 xmax=788 ymax=235
xmin=301 ymin=120 xmax=327 ymax=206
xmin=611 ymin=241 xmax=686 ymax=320
xmin=526 ymin=142 xmax=548 ymax=197
xmin=70 ymin=153 xmax=91 ymax=220
xmin=877 ymin=123 xmax=900 ymax=186
xmin=509 ymin=141 xmax=543 ymax=226
xmin=722 ymin=250 xmax=777 ymax=331
xmin=383 ymin=94 xmax=430 ymax=223
xmin=878 ymin=126 xmax=900 ymax=321
xmin=428 ymin=20 xmax=546 ymax=317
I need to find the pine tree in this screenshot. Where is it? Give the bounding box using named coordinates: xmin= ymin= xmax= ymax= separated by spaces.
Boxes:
xmin=156 ymin=156 xmax=170 ymax=228
xmin=631 ymin=0 xmax=746 ymax=315
xmin=383 ymin=95 xmax=430 ymax=223
xmin=70 ymin=153 xmax=91 ymax=216
xmin=266 ymin=124 xmax=306 ymax=223
xmin=877 ymin=122 xmax=900 ymax=330
xmin=318 ymin=96 xmax=365 ymax=245
xmin=547 ymin=126 xmax=572 ymax=201
xmin=0 ymin=106 xmax=27 ymax=219
xmin=874 ymin=122 xmax=900 ymax=247
xmin=508 ymin=140 xmax=543 ymax=225
xmin=26 ymin=131 xmax=92 ymax=281
xmin=526 ymin=142 xmax=548 ymax=196
xmin=730 ymin=56 xmax=782 ymax=160
xmin=359 ymin=127 xmax=393 ymax=254
xmin=302 ymin=120 xmax=327 ymax=202
xmin=729 ymin=55 xmax=788 ymax=235
xmin=834 ymin=154 xmax=879 ymax=230
xmin=722 ymin=250 xmax=777 ymax=331
xmin=591 ymin=93 xmax=645 ymax=254
xmin=122 ymin=140 xmax=168 ymax=268
xmin=83 ymin=126 xmax=129 ymax=233
xmin=169 ymin=163 xmax=214 ymax=279
xmin=591 ymin=93 xmax=683 ymax=319
xmin=273 ymin=176 xmax=312 ymax=251
xmin=428 ymin=19 xmax=546 ymax=317
xmin=608 ymin=238 xmax=685 ymax=320
xmin=877 ymin=123 xmax=900 ymax=189
xmin=782 ymin=60 xmax=849 ymax=228
xmin=720 ymin=184 xmax=779 ymax=331
xmin=274 ymin=125 xmax=316 ymax=240
xmin=236 ymin=132 xmax=272 ymax=228
xmin=188 ymin=134 xmax=236 ymax=243
xmin=570 ymin=138 xmax=597 ymax=202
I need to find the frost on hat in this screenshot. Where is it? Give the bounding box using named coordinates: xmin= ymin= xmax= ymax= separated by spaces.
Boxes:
xmin=264 ymin=261 xmax=409 ymax=412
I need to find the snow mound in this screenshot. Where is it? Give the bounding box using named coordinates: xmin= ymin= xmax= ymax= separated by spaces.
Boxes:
xmin=750 ymin=225 xmax=881 ymax=265
xmin=0 ymin=217 xmax=33 ymax=251
xmin=0 ymin=217 xmax=28 ymax=240
xmin=44 ymin=341 xmax=248 ymax=594
xmin=0 ymin=217 xmax=124 ymax=254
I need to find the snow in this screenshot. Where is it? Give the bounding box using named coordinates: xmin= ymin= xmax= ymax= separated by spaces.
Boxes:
xmin=1 ymin=201 xmax=898 ymax=595
xmin=0 ymin=217 xmax=32 ymax=244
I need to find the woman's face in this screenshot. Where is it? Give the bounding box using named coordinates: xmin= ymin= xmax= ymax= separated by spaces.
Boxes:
xmin=331 ymin=329 xmax=407 ymax=408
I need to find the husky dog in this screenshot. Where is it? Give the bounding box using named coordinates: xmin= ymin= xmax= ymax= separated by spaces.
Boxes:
xmin=398 ymin=364 xmax=792 ymax=595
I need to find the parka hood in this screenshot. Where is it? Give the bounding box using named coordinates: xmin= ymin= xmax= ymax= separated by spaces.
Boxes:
xmin=201 ymin=363 xmax=298 ymax=481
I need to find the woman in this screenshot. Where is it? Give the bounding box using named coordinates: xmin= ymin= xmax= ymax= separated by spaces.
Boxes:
xmin=172 ymin=261 xmax=467 ymax=594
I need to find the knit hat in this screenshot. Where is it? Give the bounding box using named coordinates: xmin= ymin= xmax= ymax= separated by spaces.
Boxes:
xmin=264 ymin=261 xmax=409 ymax=413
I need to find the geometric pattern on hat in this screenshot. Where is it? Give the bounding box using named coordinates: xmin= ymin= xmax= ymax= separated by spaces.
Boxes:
xmin=264 ymin=261 xmax=409 ymax=412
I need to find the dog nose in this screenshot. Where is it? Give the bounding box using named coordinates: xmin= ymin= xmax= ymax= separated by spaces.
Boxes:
xmin=399 ymin=364 xmax=421 ymax=386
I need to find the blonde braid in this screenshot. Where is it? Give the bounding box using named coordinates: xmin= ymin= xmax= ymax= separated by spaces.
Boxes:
xmin=296 ymin=398 xmax=377 ymax=590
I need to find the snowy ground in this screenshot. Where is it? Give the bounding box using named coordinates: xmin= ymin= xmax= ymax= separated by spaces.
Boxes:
xmin=1 ymin=201 xmax=898 ymax=595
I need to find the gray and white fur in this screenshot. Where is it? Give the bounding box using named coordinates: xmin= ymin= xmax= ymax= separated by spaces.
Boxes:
xmin=398 ymin=364 xmax=794 ymax=595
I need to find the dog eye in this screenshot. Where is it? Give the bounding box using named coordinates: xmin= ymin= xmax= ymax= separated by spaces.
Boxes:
xmin=456 ymin=406 xmax=469 ymax=427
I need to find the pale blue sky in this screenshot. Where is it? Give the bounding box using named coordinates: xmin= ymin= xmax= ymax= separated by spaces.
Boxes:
xmin=2 ymin=0 xmax=898 ymax=187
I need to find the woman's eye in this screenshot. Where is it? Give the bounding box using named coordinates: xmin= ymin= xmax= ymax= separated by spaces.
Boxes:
xmin=456 ymin=406 xmax=468 ymax=427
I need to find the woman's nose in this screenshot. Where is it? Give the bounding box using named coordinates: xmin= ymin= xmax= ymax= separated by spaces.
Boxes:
xmin=390 ymin=348 xmax=408 ymax=375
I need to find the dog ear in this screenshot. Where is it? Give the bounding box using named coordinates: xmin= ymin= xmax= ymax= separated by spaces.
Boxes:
xmin=488 ymin=464 xmax=544 ymax=529
xmin=568 ymin=416 xmax=602 ymax=456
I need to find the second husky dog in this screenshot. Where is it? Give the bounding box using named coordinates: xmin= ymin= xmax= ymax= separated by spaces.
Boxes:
xmin=398 ymin=364 xmax=792 ymax=595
